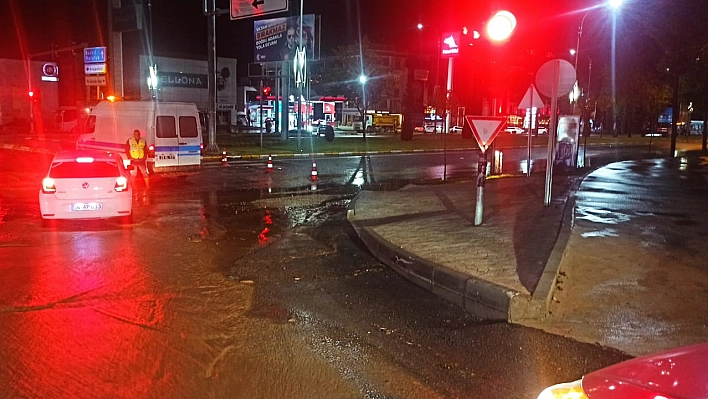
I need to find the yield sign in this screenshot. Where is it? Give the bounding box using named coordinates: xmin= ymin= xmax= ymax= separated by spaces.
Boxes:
xmin=465 ymin=116 xmax=507 ymax=152
xmin=518 ymin=84 xmax=545 ymax=110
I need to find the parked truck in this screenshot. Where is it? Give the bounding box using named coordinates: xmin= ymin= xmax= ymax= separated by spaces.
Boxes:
xmin=363 ymin=113 xmax=402 ymax=133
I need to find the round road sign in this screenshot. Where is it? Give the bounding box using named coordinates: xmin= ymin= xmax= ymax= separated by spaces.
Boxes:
xmin=535 ymin=59 xmax=576 ymax=98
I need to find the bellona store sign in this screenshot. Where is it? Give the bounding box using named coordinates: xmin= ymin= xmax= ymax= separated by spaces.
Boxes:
xmin=157 ymin=72 xmax=208 ymax=88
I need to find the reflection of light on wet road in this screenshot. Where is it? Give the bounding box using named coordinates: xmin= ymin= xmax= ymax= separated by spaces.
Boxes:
xmin=581 ymin=228 xmax=619 ymax=238
xmin=351 ymin=170 xmax=365 ymax=187
xmin=259 ymin=210 xmax=273 ymax=245
xmin=576 ymin=206 xmax=632 ymax=225
xmin=680 ymin=157 xmax=688 ymax=172
xmin=7 ymin=226 xmax=178 ymax=398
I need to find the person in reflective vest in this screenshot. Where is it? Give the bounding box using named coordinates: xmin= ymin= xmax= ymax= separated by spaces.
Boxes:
xmin=125 ymin=129 xmax=150 ymax=188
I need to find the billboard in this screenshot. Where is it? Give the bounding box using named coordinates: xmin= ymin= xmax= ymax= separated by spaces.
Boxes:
xmin=254 ymin=15 xmax=316 ymax=63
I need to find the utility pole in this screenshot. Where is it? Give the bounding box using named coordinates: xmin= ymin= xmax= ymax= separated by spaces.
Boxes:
xmin=202 ymin=0 xmax=228 ymax=154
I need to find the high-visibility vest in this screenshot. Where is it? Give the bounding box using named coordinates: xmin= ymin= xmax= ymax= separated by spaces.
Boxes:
xmin=128 ymin=137 xmax=146 ymax=159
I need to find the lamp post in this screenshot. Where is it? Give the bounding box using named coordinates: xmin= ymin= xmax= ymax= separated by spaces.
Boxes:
xmin=571 ymin=10 xmax=591 ymax=115
xmin=571 ymin=0 xmax=621 ymax=161
xmin=417 ymin=23 xmax=443 ymax=134
xmin=359 ymin=74 xmax=367 ymax=138
xmin=571 ymin=49 xmax=593 ymax=166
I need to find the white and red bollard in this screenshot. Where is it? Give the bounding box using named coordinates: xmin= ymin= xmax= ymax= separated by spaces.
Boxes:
xmin=267 ymin=155 xmax=273 ymax=172
xmin=311 ymin=161 xmax=318 ymax=181
xmin=221 ymin=150 xmax=227 ymax=165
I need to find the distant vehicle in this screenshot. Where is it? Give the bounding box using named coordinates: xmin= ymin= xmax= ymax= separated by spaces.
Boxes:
xmin=76 ymin=100 xmax=203 ymax=175
xmin=536 ymin=342 xmax=708 ymax=399
xmin=537 ymin=127 xmax=548 ymax=135
xmin=424 ymin=124 xmax=437 ymax=133
xmin=362 ymin=113 xmax=402 ymax=133
xmin=505 ymin=126 xmax=524 ymax=134
xmin=39 ymin=150 xmax=133 ymax=223
xmin=54 ymin=106 xmax=90 ymax=133
xmin=229 ymin=111 xmax=250 ymax=133
xmin=450 ymin=126 xmax=463 ymax=133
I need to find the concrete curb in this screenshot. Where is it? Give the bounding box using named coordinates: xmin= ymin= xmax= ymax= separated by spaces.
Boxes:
xmin=346 ymin=172 xmax=590 ymax=322
xmin=509 ymin=195 xmax=577 ymax=322
xmin=1 ymin=143 xmax=54 ymax=154
xmin=206 ymin=147 xmax=481 ymax=162
xmin=348 ymin=220 xmax=515 ymax=321
xmin=509 ymin=171 xmax=592 ymax=321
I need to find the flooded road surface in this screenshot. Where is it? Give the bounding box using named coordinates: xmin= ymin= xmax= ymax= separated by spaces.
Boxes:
xmin=0 ymin=149 xmax=632 ymax=398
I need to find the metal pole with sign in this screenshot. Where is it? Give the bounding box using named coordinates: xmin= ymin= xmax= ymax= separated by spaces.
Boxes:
xmin=535 ymin=59 xmax=576 ymax=206
xmin=440 ymin=31 xmax=460 ymax=134
xmin=517 ymin=84 xmax=544 ymax=177
xmin=464 ymin=115 xmax=506 ymax=225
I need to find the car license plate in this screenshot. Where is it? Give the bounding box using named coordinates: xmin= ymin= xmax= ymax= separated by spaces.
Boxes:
xmin=72 ymin=202 xmax=102 ymax=211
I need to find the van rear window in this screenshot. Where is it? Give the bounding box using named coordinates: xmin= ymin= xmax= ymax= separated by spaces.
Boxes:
xmin=179 ymin=116 xmax=198 ymax=138
xmin=156 ymin=116 xmax=176 ymax=138
xmin=49 ymin=161 xmax=121 ymax=178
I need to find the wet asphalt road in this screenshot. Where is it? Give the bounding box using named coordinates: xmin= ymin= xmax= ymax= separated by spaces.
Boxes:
xmin=0 ymin=148 xmax=636 ymax=398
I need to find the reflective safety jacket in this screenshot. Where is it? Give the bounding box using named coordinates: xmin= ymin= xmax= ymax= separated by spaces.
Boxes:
xmin=127 ymin=137 xmax=146 ymax=160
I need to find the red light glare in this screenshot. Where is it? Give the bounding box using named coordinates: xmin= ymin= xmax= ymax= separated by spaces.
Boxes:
xmin=487 ymin=11 xmax=517 ymax=42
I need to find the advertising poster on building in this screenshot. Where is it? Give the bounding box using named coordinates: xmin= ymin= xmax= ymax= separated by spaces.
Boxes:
xmin=555 ymin=115 xmax=580 ymax=168
xmin=254 ymin=15 xmax=316 ymax=63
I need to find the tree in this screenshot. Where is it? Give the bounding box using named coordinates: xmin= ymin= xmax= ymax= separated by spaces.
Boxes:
xmin=315 ymin=38 xmax=396 ymax=139
xmin=621 ymin=0 xmax=708 ymax=153
xmin=427 ymin=86 xmax=460 ymax=133
xmin=615 ymin=70 xmax=671 ymax=137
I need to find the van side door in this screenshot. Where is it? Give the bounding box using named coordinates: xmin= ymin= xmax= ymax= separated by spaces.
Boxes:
xmin=154 ymin=114 xmax=180 ymax=169
xmin=177 ymin=113 xmax=201 ymax=166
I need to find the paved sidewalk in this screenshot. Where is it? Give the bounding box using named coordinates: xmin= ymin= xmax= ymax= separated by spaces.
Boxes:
xmin=347 ymin=154 xmax=708 ymax=356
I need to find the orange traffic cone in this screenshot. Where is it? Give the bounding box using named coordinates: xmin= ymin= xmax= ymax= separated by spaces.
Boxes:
xmin=266 ymin=155 xmax=273 ymax=172
xmin=221 ymin=150 xmax=228 ymax=165
xmin=310 ymin=161 xmax=318 ymax=181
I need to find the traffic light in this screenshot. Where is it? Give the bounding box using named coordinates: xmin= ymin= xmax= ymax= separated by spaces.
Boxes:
xmin=263 ymin=86 xmax=271 ymax=96
xmin=486 ymin=11 xmax=517 ymax=42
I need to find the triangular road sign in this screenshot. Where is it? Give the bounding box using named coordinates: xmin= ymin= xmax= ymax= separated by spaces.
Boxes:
xmin=518 ymin=84 xmax=545 ymax=110
xmin=464 ymin=116 xmax=507 ymax=152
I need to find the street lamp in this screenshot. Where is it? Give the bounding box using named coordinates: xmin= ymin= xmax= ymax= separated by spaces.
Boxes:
xmin=359 ymin=74 xmax=368 ymax=135
xmin=572 ymin=1 xmax=621 ymax=163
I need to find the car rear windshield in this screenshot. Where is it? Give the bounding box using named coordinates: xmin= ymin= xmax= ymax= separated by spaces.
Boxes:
xmin=49 ymin=161 xmax=122 ymax=178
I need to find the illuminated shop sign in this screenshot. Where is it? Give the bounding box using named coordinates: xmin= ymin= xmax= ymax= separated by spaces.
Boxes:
xmin=157 ymin=72 xmax=208 ymax=88
xmin=441 ymin=32 xmax=461 ymax=58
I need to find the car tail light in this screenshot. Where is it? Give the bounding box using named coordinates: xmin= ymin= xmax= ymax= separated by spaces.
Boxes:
xmin=115 ymin=176 xmax=129 ymax=192
xmin=42 ymin=178 xmax=56 ymax=194
xmin=76 ymin=157 xmax=95 ymax=163
xmin=147 ymin=144 xmax=155 ymax=158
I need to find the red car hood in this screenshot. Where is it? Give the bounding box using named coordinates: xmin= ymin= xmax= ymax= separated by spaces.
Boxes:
xmin=583 ymin=342 xmax=708 ymax=399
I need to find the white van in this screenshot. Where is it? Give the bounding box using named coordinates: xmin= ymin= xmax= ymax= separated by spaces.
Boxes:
xmin=76 ymin=100 xmax=203 ymax=174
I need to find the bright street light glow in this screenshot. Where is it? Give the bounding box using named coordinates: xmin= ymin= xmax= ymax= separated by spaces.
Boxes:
xmin=570 ymin=49 xmax=577 ymax=56
xmin=487 ymin=10 xmax=517 ymax=42
xmin=609 ymin=0 xmax=622 ymax=9
xmin=417 ymin=23 xmax=423 ymax=30
xmin=359 ymin=75 xmax=367 ymax=84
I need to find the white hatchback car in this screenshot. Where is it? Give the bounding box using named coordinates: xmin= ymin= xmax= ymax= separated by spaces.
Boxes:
xmin=39 ymin=150 xmax=133 ymax=221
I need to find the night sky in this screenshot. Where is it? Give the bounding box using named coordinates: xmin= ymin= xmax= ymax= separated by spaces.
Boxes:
xmin=1 ymin=1 xmax=612 ymax=61
xmin=2 ymin=0 xmax=702 ymax=90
